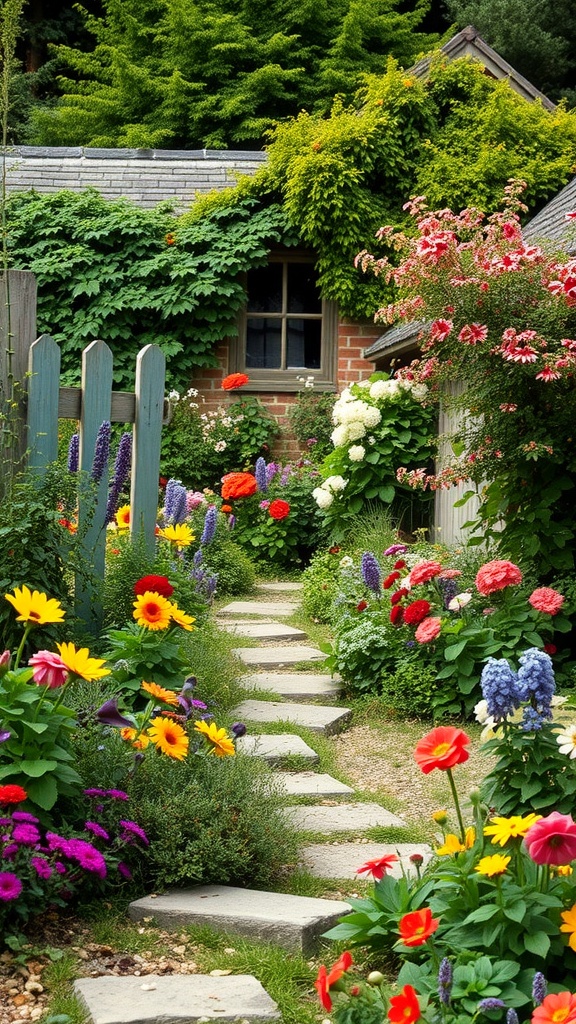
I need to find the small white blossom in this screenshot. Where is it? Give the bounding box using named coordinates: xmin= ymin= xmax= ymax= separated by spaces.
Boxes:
xmin=348 ymin=444 xmax=365 ymax=462
xmin=339 ymin=555 xmax=354 ymax=568
xmin=168 ymin=389 xmax=180 ymax=401
xmin=186 ymin=387 xmax=199 ymax=398
xmin=448 ymin=592 xmax=472 ymax=611
xmin=556 ymin=725 xmax=576 ymax=759
xmin=313 ymin=487 xmax=334 ymax=508
xmin=214 ymin=440 xmax=227 ymax=452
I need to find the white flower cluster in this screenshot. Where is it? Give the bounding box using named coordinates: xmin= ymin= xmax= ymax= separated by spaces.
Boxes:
xmin=331 ymin=392 xmax=382 ymax=447
xmin=312 ymin=474 xmax=348 ymax=509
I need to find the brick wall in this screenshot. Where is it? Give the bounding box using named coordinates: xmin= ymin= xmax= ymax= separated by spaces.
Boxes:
xmin=337 ymin=319 xmax=382 ymax=386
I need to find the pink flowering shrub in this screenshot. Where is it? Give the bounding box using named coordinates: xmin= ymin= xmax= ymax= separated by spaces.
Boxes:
xmin=356 ymin=181 xmax=576 ymax=574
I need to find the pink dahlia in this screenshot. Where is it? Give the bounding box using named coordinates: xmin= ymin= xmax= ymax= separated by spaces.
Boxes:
xmin=28 ymin=650 xmax=69 ymax=689
xmin=409 ymin=561 xmax=444 ymax=586
xmin=528 ymin=587 xmax=565 ymax=615
xmin=524 ymin=812 xmax=576 ymax=866
xmin=415 ymin=617 xmax=442 ymax=643
xmin=475 ymin=560 xmax=522 ymax=596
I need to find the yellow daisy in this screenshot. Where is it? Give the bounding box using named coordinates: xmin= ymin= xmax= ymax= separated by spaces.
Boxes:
xmin=474 ymin=854 xmax=511 ymax=877
xmin=194 ymin=719 xmax=235 ymax=757
xmin=115 ymin=504 xmax=131 ymax=529
xmin=158 ymin=524 xmax=195 ymax=549
xmin=147 ymin=716 xmax=189 ymax=760
xmin=5 ymin=585 xmax=65 ymax=626
xmin=120 ymin=726 xmax=150 ymax=750
xmin=554 ymin=865 xmax=574 ymax=877
xmin=133 ymin=591 xmax=172 ymax=631
xmin=436 ymin=833 xmax=465 ymax=856
xmin=560 ymin=903 xmax=576 ymax=952
xmin=141 ymin=680 xmax=179 ymax=706
xmin=56 ymin=642 xmax=109 ymax=682
xmin=484 ymin=813 xmax=542 ymax=847
xmin=170 ymin=604 xmax=196 ymax=631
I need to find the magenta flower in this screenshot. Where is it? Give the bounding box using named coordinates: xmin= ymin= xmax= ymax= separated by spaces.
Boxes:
xmin=12 ymin=823 xmax=40 ymax=846
xmin=31 ymin=856 xmax=52 ymax=880
xmin=119 ymin=820 xmax=149 ymax=846
xmin=524 ymin=812 xmax=576 ymax=865
xmin=0 ymin=871 xmax=22 ymax=901
xmin=84 ymin=821 xmax=110 ymax=841
xmin=65 ymin=838 xmax=107 ymax=878
xmin=28 ymin=650 xmax=69 ymax=689
xmin=105 ymin=789 xmax=129 ymax=801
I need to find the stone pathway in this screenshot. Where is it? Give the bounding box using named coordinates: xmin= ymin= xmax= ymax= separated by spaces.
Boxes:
xmin=81 ymin=578 xmax=431 ymax=1024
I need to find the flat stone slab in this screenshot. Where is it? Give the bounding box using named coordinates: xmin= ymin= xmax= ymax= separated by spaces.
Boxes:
xmin=240 ymin=673 xmax=342 ymax=702
xmin=233 ymin=646 xmax=324 ymax=667
xmin=232 ymin=699 xmax=352 ymax=736
xmin=257 ymin=581 xmax=303 ymax=592
xmin=74 ymin=974 xmax=280 ymax=1023
xmin=128 ymin=886 xmax=351 ymax=953
xmin=219 ymin=601 xmax=298 ymax=617
xmin=284 ymin=802 xmax=406 ymax=833
xmin=220 ymin=621 xmax=308 ymax=641
xmin=300 ymin=843 xmax=433 ymax=879
xmin=274 ymin=772 xmax=355 ymax=796
xmin=236 ymin=734 xmax=319 ymax=764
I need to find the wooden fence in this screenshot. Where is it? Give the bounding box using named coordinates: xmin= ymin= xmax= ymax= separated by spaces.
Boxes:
xmin=1 ymin=271 xmax=166 ymax=631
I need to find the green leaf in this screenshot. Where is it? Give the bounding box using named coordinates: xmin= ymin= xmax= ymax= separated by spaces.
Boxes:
xmin=524 ymin=932 xmax=550 ymax=958
xmin=19 ymin=759 xmax=58 ymax=777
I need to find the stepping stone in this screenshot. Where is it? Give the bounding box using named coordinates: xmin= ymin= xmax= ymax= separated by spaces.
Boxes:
xmin=128 ymin=885 xmax=352 ymax=953
xmin=232 ymin=699 xmax=352 ymax=736
xmin=219 ymin=601 xmax=298 ymax=617
xmin=240 ymin=672 xmax=342 ymax=702
xmin=273 ymin=772 xmax=355 ymax=796
xmin=236 ymin=733 xmax=319 ymax=764
xmin=74 ymin=974 xmax=280 ymax=1023
xmin=257 ymin=581 xmax=303 ymax=592
xmin=300 ymin=843 xmax=434 ymax=880
xmin=233 ymin=645 xmax=324 ymax=667
xmin=219 ymin=621 xmax=308 ymax=641
xmin=284 ymin=802 xmax=406 ymax=833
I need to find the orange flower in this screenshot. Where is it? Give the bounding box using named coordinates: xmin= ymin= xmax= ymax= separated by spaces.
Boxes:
xmin=221 ymin=504 xmax=233 ymax=513
xmin=388 ymin=984 xmax=421 ymax=1024
xmin=398 ymin=907 xmax=439 ymax=947
xmin=532 ymin=991 xmax=576 ymax=1024
xmin=221 ymin=472 xmax=257 ymax=500
xmin=141 ymin=681 xmax=179 ymax=706
xmin=414 ymin=726 xmax=470 ymax=774
xmin=221 ymin=373 xmax=249 ymax=391
xmin=314 ymin=951 xmax=353 ymax=1012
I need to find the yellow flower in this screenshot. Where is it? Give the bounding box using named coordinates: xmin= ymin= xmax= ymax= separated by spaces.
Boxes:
xmin=431 ymin=809 xmax=448 ymax=825
xmin=115 ymin=504 xmax=131 ymax=529
xmin=5 ymin=585 xmax=65 ymax=626
xmin=141 ymin=681 xmax=179 ymax=706
xmin=436 ymin=833 xmax=465 ymax=856
xmin=554 ymin=865 xmax=574 ymax=877
xmin=194 ymin=719 xmax=235 ymax=757
xmin=133 ymin=591 xmax=172 ymax=631
xmin=120 ymin=727 xmax=150 ymax=750
xmin=474 ymin=854 xmax=511 ymax=877
xmin=158 ymin=524 xmax=195 ymax=548
xmin=484 ymin=813 xmax=542 ymax=846
xmin=465 ymin=826 xmax=476 ymax=848
xmin=147 ymin=716 xmax=189 ymax=760
xmin=169 ymin=604 xmax=196 ymax=631
xmin=560 ymin=903 xmax=576 ymax=951
xmin=56 ymin=642 xmax=109 ymax=682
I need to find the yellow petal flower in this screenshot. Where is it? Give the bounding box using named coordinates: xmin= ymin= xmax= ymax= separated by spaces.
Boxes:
xmin=158 ymin=524 xmax=195 ymax=548
xmin=147 ymin=716 xmax=189 ymax=760
xmin=194 ymin=719 xmax=235 ymax=757
xmin=436 ymin=833 xmax=465 ymax=856
xmin=484 ymin=813 xmax=542 ymax=846
xmin=115 ymin=504 xmax=131 ymax=529
xmin=120 ymin=727 xmax=150 ymax=750
xmin=474 ymin=854 xmax=511 ymax=877
xmin=5 ymin=585 xmax=65 ymax=626
xmin=133 ymin=591 xmax=172 ymax=631
xmin=560 ymin=903 xmax=576 ymax=951
xmin=169 ymin=604 xmax=196 ymax=631
xmin=56 ymin=642 xmax=109 ymax=681
xmin=141 ymin=681 xmax=179 ymax=706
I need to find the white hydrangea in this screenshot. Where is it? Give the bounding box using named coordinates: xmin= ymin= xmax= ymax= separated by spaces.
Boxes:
xmin=331 ymin=424 xmax=349 ymax=447
xmin=411 ymin=383 xmax=429 ymax=401
xmin=356 ymin=379 xmax=371 ymax=388
xmin=348 ymin=445 xmax=365 ymax=462
xmin=313 ymin=487 xmax=334 ymax=509
xmin=346 ymin=420 xmax=367 ymax=441
xmin=362 ymin=405 xmax=382 ymax=428
xmin=325 ymin=475 xmax=348 ymax=492
xmin=369 ymin=379 xmax=400 ymax=401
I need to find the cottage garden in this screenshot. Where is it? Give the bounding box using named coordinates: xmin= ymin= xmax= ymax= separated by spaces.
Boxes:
xmin=2 ymin=186 xmax=576 ymax=1024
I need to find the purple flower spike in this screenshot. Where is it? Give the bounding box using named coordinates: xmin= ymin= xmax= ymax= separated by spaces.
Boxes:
xmin=532 ymin=973 xmax=547 ymax=1007
xmin=91 ymin=421 xmax=111 ymax=482
xmin=361 ymin=551 xmax=382 ymax=594
xmin=506 ymin=1011 xmax=519 ymax=1024
xmin=105 ymin=432 xmax=132 ymax=525
xmin=201 ymin=505 xmax=217 ymax=545
xmin=67 ymin=433 xmax=79 ymax=473
xmin=477 ymin=999 xmax=506 ymax=1012
xmin=96 ymin=698 xmax=134 ymax=730
xmin=254 ymin=457 xmax=268 ymax=493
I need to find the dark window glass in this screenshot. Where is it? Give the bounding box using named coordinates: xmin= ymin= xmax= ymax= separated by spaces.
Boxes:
xmin=245 ymin=318 xmax=282 ymax=368
xmin=287 ymin=318 xmax=321 ymax=369
xmin=246 ymin=264 xmax=282 ymax=313
xmin=287 ymin=263 xmax=321 ymax=313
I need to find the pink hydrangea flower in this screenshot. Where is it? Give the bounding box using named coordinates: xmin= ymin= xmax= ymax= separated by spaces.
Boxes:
xmin=28 ymin=650 xmax=69 ymax=689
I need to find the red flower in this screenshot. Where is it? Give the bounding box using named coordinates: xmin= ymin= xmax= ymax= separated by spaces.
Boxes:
xmin=329 ymin=546 xmax=341 ymax=554
xmin=409 ymin=560 xmax=443 ymax=585
xmin=133 ymin=575 xmax=174 ymax=598
xmin=221 ymin=472 xmax=257 ymax=500
xmin=403 ymin=600 xmax=432 ymax=625
xmin=314 ymin=951 xmax=353 ymax=1011
xmin=390 ymin=604 xmax=404 ymax=625
xmin=414 ymin=726 xmax=471 ymax=775
xmin=0 ymin=784 xmax=28 ymax=805
xmin=394 ymin=560 xmax=407 ymax=570
xmin=532 ymin=991 xmax=576 ymax=1024
xmin=414 ymin=616 xmax=442 ymax=643
xmin=475 ymin=559 xmax=522 ymax=595
xmin=528 ymin=587 xmax=564 ymax=615
xmin=544 ymin=643 xmax=558 ymax=655
xmin=221 ymin=373 xmax=249 ymax=391
xmin=388 ymin=984 xmax=421 ymax=1024
xmin=357 ymin=600 xmax=368 ymax=612
xmin=356 ymin=853 xmax=398 ymax=880
xmin=383 ymin=571 xmax=401 ymax=589
xmin=524 ymin=812 xmax=576 ymax=866
xmin=269 ymin=499 xmax=290 ymax=520
xmin=398 ymin=907 xmax=439 ymax=947
xmin=391 ymin=588 xmax=409 ymax=606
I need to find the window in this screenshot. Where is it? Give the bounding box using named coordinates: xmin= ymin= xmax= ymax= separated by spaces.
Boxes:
xmin=231 ymin=253 xmax=337 ymax=391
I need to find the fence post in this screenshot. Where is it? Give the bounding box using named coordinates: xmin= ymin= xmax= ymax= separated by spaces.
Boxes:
xmin=131 ymin=345 xmax=166 ymax=555
xmin=27 ymin=334 xmax=60 ymax=474
xmin=76 ymin=340 xmax=113 ymax=632
xmin=0 ymin=270 xmax=37 ymax=491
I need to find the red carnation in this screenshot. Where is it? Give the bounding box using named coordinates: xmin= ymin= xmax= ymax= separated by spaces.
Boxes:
xmin=383 ymin=571 xmax=401 ymax=589
xmin=403 ymin=599 xmax=432 ymax=625
xmin=391 ymin=587 xmax=409 ymax=606
xmin=133 ymin=574 xmax=174 ymax=598
xmin=0 ymin=784 xmax=28 ymax=805
xmin=268 ymin=499 xmax=290 ymax=521
xmin=528 ymin=587 xmax=564 ymax=615
xmin=409 ymin=560 xmax=443 ymax=585
xmin=221 ymin=373 xmax=249 ymax=391
xmin=390 ymin=604 xmax=404 ymax=625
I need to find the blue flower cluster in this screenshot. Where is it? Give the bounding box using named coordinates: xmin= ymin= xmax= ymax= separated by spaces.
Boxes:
xmin=254 ymin=456 xmax=268 ymax=493
xmin=480 ymin=658 xmax=520 ymax=721
xmin=361 ymin=551 xmax=381 ymax=594
xmin=517 ymin=647 xmax=555 ymax=729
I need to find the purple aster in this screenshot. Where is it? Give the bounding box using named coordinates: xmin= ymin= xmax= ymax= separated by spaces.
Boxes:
xmin=66 ymin=838 xmax=107 ymax=878
xmin=46 ymin=832 xmax=71 ymax=854
xmin=0 ymin=871 xmax=22 ymax=901
xmin=254 ymin=457 xmax=268 ymax=493
xmin=67 ymin=433 xmax=79 ymax=473
xmin=118 ymin=861 xmax=132 ymax=879
xmin=84 ymin=788 xmax=107 ymax=798
xmin=105 ymin=789 xmax=129 ymax=801
xmin=12 ymin=823 xmax=40 ymax=846
xmin=384 ymin=544 xmax=409 ymax=556
xmin=31 ymin=856 xmax=52 ymax=880
xmin=119 ymin=820 xmax=149 ymax=847
xmin=11 ymin=811 xmax=39 ymax=823
xmin=361 ymin=551 xmax=382 ymax=594
xmin=200 ymin=505 xmax=217 ymax=545
xmin=2 ymin=844 xmax=18 ymax=860
xmin=91 ymin=420 xmax=111 ymax=482
xmin=85 ymin=821 xmax=110 ymax=841
xmin=54 ymin=861 xmax=67 ymax=875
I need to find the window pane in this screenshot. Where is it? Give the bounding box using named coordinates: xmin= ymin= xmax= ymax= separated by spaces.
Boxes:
xmin=246 ymin=318 xmax=282 ymax=368
xmin=287 ymin=318 xmax=321 ymax=369
xmin=247 ymin=264 xmax=282 ymax=312
xmin=287 ymin=263 xmax=321 ymax=313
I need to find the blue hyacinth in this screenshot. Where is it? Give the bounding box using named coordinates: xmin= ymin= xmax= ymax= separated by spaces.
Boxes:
xmin=361 ymin=551 xmax=382 ymax=594
xmin=200 ymin=505 xmax=217 ymax=545
xmin=517 ymin=648 xmax=555 ymax=729
xmin=254 ymin=457 xmax=268 ymax=493
xmin=480 ymin=658 xmax=520 ymax=722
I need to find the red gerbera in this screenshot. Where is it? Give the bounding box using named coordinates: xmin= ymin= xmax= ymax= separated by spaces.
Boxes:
xmin=0 ymin=784 xmax=28 ymax=805
xmin=133 ymin=574 xmax=174 ymax=598
xmin=268 ymin=499 xmax=290 ymax=520
xmin=314 ymin=951 xmax=353 ymax=1012
xmin=221 ymin=373 xmax=249 ymax=391
xmin=388 ymin=984 xmax=421 ymax=1024
xmin=414 ymin=726 xmax=471 ymax=774
xmin=398 ymin=907 xmax=439 ymax=947
xmin=403 ymin=600 xmax=432 ymax=625
xmin=356 ymin=853 xmax=398 ymax=880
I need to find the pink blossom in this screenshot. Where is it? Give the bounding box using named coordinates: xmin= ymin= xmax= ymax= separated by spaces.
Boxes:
xmin=535 ymin=367 xmax=562 ymax=381
xmin=430 ymin=319 xmax=453 ymax=341
xmin=458 ymin=323 xmax=488 ymax=345
xmin=28 ymin=651 xmax=69 ymax=689
xmin=524 ymin=812 xmax=576 ymax=866
xmin=415 ymin=617 xmax=442 ymax=643
xmin=528 ymin=587 xmax=564 ymax=615
xmin=499 ymin=403 xmax=518 ymax=412
xmin=565 ymin=211 xmax=576 ymax=221
xmin=476 ymin=560 xmax=522 ymax=595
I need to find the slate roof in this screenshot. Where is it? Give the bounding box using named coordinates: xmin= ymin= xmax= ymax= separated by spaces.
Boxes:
xmin=523 ymin=177 xmax=576 ymax=252
xmin=363 ymin=320 xmax=429 ymax=362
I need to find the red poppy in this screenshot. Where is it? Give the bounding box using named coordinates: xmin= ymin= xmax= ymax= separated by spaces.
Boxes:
xmin=269 ymin=499 xmax=290 ymax=520
xmin=398 ymin=907 xmax=439 ymax=947
xmin=356 ymin=853 xmax=398 ymax=880
xmin=221 ymin=373 xmax=249 ymax=391
xmin=388 ymin=984 xmax=421 ymax=1024
xmin=0 ymin=784 xmax=28 ymax=805
xmin=314 ymin=951 xmax=353 ymax=1011
xmin=383 ymin=571 xmax=402 ymax=589
xmin=403 ymin=600 xmax=432 ymax=625
xmin=133 ymin=574 xmax=174 ymax=598
xmin=221 ymin=472 xmax=257 ymax=500
xmin=414 ymin=726 xmax=471 ymax=774
xmin=390 ymin=605 xmax=404 ymax=625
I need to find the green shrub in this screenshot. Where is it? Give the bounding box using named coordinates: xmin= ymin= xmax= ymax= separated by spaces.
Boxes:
xmin=287 ymin=385 xmax=337 ymax=461
xmin=202 ymin=537 xmax=257 ymax=597
xmin=301 ymin=550 xmax=344 ymax=623
xmin=379 ymin=661 xmax=438 ymax=720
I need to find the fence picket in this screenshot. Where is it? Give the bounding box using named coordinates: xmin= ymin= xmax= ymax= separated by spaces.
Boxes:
xmin=27 ymin=335 xmax=60 ymax=473
xmin=131 ymin=345 xmax=166 ymax=555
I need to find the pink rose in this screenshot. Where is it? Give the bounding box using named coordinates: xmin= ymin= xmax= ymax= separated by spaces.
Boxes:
xmin=28 ymin=651 xmax=69 ymax=689
xmin=415 ymin=617 xmax=442 ymax=643
xmin=524 ymin=811 xmax=576 ymax=866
